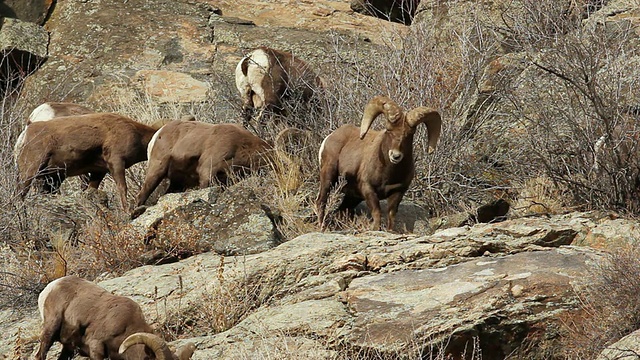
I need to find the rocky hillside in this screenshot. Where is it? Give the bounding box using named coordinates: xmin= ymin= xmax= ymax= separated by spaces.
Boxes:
xmin=2 ymin=0 xmax=640 ymax=359
xmin=0 ymin=210 xmax=635 ymax=359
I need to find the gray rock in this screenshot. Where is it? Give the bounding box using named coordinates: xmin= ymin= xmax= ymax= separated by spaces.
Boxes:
xmin=132 ymin=184 xmax=283 ymax=258
xmin=0 ymin=18 xmax=48 ymax=57
xmin=0 ymin=212 xmax=625 ymax=358
xmin=597 ymin=328 xmax=640 ymax=360
xmin=345 ymin=248 xmax=597 ymax=359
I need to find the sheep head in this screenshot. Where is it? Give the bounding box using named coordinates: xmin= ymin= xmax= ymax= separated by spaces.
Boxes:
xmin=119 ymin=332 xmax=195 ymax=360
xmin=359 ymin=95 xmax=442 ymax=164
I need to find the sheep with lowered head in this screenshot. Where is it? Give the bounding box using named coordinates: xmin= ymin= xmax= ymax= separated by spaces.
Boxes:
xmin=235 ymin=46 xmax=324 ymax=127
xmin=35 ymin=275 xmax=195 ymax=360
xmin=134 ymin=120 xmax=274 ymax=209
xmin=15 ymin=113 xmax=163 ymax=209
xmin=316 ymin=95 xmax=442 ymax=231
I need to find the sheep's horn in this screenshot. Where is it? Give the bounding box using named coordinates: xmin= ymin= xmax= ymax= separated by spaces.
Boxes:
xmin=176 ymin=342 xmax=197 ymax=360
xmin=360 ymin=96 xmax=403 ymax=139
xmin=119 ymin=332 xmax=173 ymax=360
xmin=406 ymin=107 xmax=442 ymax=153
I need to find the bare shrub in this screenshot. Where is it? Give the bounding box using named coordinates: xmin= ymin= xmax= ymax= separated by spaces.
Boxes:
xmin=493 ymin=0 xmax=606 ymax=52
xmin=159 ymin=256 xmax=284 ymax=339
xmin=558 ymin=245 xmax=640 ymax=359
xmin=508 ymin=22 xmax=640 ymax=213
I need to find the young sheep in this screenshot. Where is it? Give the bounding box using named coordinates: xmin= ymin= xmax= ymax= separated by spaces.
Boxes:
xmin=27 ymin=101 xmax=94 ymax=125
xmin=235 ymin=46 xmax=324 ymax=126
xmin=316 ymin=95 xmax=442 ymax=231
xmin=15 ymin=113 xmax=162 ymax=209
xmin=35 ymin=275 xmax=195 ymax=360
xmin=134 ymin=120 xmax=273 ymax=208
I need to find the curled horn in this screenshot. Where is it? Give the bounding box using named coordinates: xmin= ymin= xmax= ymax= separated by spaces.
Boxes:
xmin=119 ymin=332 xmax=173 ymax=360
xmin=360 ymin=95 xmax=403 ymax=139
xmin=406 ymin=107 xmax=442 ymax=153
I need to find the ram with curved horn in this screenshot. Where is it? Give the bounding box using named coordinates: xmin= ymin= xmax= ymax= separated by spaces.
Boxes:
xmin=35 ymin=275 xmax=195 ymax=360
xmin=316 ymin=95 xmax=442 ymax=231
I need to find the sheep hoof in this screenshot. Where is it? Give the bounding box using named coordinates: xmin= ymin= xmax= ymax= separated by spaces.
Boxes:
xmin=130 ymin=206 xmax=148 ymax=220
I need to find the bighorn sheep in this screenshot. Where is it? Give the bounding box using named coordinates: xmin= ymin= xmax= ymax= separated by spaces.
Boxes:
xmin=135 ymin=120 xmax=275 ymax=208
xmin=27 ymin=101 xmax=94 ymax=125
xmin=316 ymin=95 xmax=442 ymax=231
xmin=235 ymin=46 xmax=324 ymax=126
xmin=18 ymin=103 xmax=192 ymax=193
xmin=15 ymin=113 xmax=162 ymax=209
xmin=35 ymin=275 xmax=195 ymax=360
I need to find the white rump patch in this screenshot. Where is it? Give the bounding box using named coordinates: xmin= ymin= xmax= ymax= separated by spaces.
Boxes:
xmin=147 ymin=127 xmax=164 ymax=160
xmin=247 ymin=49 xmax=270 ymax=106
xmin=236 ymin=49 xmax=271 ymax=103
xmin=318 ymin=134 xmax=330 ymax=164
xmin=28 ymin=103 xmax=56 ymax=124
xmin=38 ymin=277 xmax=64 ymax=321
xmin=235 ymin=56 xmax=251 ymax=96
xmin=13 ymin=129 xmax=27 ymax=166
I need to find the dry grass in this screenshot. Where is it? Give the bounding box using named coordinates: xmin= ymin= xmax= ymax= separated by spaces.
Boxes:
xmin=157 ymin=255 xmax=285 ymax=341
xmin=558 ymin=245 xmax=640 ymax=359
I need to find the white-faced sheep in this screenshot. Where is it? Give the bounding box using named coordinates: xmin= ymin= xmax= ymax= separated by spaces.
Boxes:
xmin=316 ymin=95 xmax=442 ymax=231
xmin=235 ymin=46 xmax=324 ymax=126
xmin=35 ymin=275 xmax=195 ymax=360
xmin=15 ymin=113 xmax=163 ymax=209
xmin=134 ymin=120 xmax=274 ymax=209
xmin=27 ymin=101 xmax=94 ymax=125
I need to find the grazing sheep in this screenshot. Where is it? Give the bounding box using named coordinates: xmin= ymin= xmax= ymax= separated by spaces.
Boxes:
xmin=35 ymin=275 xmax=195 ymax=360
xmin=15 ymin=113 xmax=162 ymax=209
xmin=316 ymin=95 xmax=442 ymax=231
xmin=22 ymin=102 xmax=99 ymax=190
xmin=235 ymin=46 xmax=324 ymax=126
xmin=134 ymin=120 xmax=275 ymax=208
xmin=27 ymin=102 xmax=94 ymax=125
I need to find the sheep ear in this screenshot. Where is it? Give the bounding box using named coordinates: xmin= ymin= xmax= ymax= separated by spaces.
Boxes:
xmin=406 ymin=107 xmax=442 ymax=153
xmin=360 ymin=96 xmax=393 ymax=139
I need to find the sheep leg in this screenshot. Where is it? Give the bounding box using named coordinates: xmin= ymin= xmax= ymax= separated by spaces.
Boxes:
xmin=197 ymin=161 xmax=224 ymax=188
xmin=136 ymin=161 xmax=168 ymax=207
xmin=34 ymin=315 xmax=61 ymax=360
xmin=18 ymin=176 xmax=33 ymax=199
xmin=362 ymin=186 xmax=382 ymax=230
xmin=385 ymin=191 xmax=405 ymax=232
xmin=316 ymin=168 xmax=337 ymax=230
xmin=108 ymin=160 xmax=129 ymax=210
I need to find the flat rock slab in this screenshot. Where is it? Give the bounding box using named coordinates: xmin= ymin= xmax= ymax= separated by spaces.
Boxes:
xmin=345 ymin=247 xmax=600 ymax=359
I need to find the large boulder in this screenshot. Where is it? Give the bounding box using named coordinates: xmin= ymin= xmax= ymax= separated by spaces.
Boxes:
xmin=132 ymin=183 xmax=283 ymax=259
xmin=0 ymin=17 xmax=49 ymax=97
xmin=344 ymin=248 xmax=595 ymax=359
